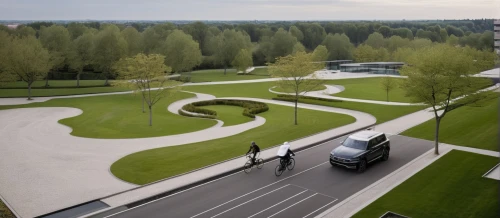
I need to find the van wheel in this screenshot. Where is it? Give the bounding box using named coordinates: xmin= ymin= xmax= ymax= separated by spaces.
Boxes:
xmin=357 ymin=159 xmax=367 ymax=173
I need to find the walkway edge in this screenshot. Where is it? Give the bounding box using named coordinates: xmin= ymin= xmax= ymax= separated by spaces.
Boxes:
xmin=0 ymin=193 xmax=20 ymax=218
xmin=81 ymin=124 xmax=374 ymax=218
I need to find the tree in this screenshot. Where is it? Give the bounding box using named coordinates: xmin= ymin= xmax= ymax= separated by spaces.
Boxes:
xmin=271 ymin=28 xmax=297 ymax=60
xmin=386 ymin=36 xmax=411 ymax=53
xmin=182 ymin=21 xmax=208 ymax=53
xmin=92 ymin=25 xmax=128 ymax=85
xmin=378 ymin=26 xmax=392 ymax=38
xmin=67 ymin=22 xmax=89 ymax=40
xmin=269 ymin=51 xmax=324 ymax=125
xmin=14 ymin=26 xmax=36 ymax=37
xmin=364 ymin=32 xmax=386 ymax=49
xmin=312 ymin=45 xmax=328 ymax=62
xmin=289 ymin=26 xmax=304 ymax=41
xmin=353 ymin=45 xmax=389 ymax=62
xmin=2 ymin=36 xmax=53 ymax=100
xmin=232 ymin=49 xmax=253 ymax=73
xmin=212 ymin=29 xmax=252 ymax=75
xmin=392 ymin=47 xmax=415 ymax=62
xmin=68 ymin=32 xmax=94 ymax=87
xmin=163 ymin=30 xmax=202 ymax=75
xmin=292 ymin=42 xmax=306 ymax=54
xmin=321 ymin=33 xmax=354 ymax=60
xmin=121 ymin=27 xmax=143 ymax=57
xmin=381 ymin=76 xmax=397 ymax=102
xmin=400 ymin=44 xmax=494 ymax=155
xmin=39 ymin=25 xmax=71 ymax=87
xmin=113 ymin=53 xmax=181 ymax=126
xmin=446 ymin=34 xmax=459 ymax=46
xmin=0 ymin=31 xmax=13 ymax=84
xmin=297 ymin=23 xmax=326 ymax=50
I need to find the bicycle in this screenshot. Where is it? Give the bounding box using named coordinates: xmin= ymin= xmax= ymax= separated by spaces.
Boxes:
xmin=243 ymin=153 xmax=264 ymax=173
xmin=274 ymin=156 xmax=295 ymax=176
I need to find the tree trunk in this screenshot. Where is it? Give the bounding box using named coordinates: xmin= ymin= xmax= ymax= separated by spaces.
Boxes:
xmin=294 ymin=98 xmax=298 ymax=125
xmin=387 ymin=90 xmax=389 ymax=102
xmin=45 ymin=72 xmax=50 ymax=88
xmin=224 ymin=65 xmax=227 ymax=75
xmin=142 ymin=97 xmax=145 ymax=113
xmin=149 ymin=105 xmax=153 ymax=126
xmin=28 ymin=83 xmax=32 ymax=100
xmin=434 ymin=117 xmax=441 ymax=155
xmin=76 ymin=72 xmax=81 ymax=88
xmin=104 ymin=77 xmax=109 ymax=86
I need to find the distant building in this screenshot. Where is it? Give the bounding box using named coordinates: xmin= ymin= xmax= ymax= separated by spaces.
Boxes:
xmin=495 ymin=19 xmax=500 ymax=55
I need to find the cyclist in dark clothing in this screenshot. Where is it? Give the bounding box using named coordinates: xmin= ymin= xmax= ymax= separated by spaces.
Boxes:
xmin=246 ymin=141 xmax=260 ymax=165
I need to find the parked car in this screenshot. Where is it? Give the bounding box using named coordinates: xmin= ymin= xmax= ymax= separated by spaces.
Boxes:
xmin=329 ymin=130 xmax=390 ymax=173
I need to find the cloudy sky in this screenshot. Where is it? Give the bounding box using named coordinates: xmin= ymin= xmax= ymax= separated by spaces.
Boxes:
xmin=0 ymin=0 xmax=498 ymax=20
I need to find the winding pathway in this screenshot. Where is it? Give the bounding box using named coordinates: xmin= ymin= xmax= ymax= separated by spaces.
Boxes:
xmin=0 ymin=91 xmax=374 ymax=218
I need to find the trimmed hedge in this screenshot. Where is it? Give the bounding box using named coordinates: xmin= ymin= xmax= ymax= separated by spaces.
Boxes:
xmin=181 ymin=99 xmax=269 ymax=119
xmin=274 ymin=94 xmax=343 ymax=103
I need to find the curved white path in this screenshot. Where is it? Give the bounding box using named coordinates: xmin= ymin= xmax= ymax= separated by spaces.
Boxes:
xmin=0 ymin=92 xmax=374 ymax=218
xmin=269 ymin=84 xmax=424 ymax=106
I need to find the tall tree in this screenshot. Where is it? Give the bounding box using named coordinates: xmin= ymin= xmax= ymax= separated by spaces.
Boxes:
xmin=203 ymin=26 xmax=222 ymax=56
xmin=163 ymin=30 xmax=202 ymax=75
xmin=68 ymin=32 xmax=94 ymax=87
xmin=400 ymin=44 xmax=494 ymax=155
xmin=297 ymin=23 xmax=326 ymax=50
xmin=446 ymin=34 xmax=459 ymax=46
xmin=39 ymin=25 xmax=71 ymax=87
xmin=289 ymin=26 xmax=304 ymax=41
xmin=311 ymin=45 xmax=328 ymax=62
xmin=213 ymin=29 xmax=252 ymax=75
xmin=378 ymin=26 xmax=392 ymax=38
xmin=0 ymin=31 xmax=13 ymax=83
xmin=182 ymin=21 xmax=208 ymax=54
xmin=232 ymin=49 xmax=253 ymax=73
xmin=271 ymin=28 xmax=297 ymax=61
xmin=67 ymin=22 xmax=89 ymax=40
xmin=113 ymin=53 xmax=181 ymax=126
xmin=386 ymin=36 xmax=411 ymax=53
xmin=321 ymin=33 xmax=354 ymax=60
xmin=3 ymin=36 xmax=53 ymax=99
xmin=92 ymin=25 xmax=128 ymax=85
xmin=353 ymin=44 xmax=389 ymax=62
xmin=121 ymin=27 xmax=143 ymax=57
xmin=269 ymin=51 xmax=324 ymax=125
xmin=364 ymin=32 xmax=386 ymax=49
xmin=292 ymin=42 xmax=306 ymax=55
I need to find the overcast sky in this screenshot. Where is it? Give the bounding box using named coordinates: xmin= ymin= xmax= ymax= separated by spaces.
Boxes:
xmin=0 ymin=0 xmax=498 ymax=20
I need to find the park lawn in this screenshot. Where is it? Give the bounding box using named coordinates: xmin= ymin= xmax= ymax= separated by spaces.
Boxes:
xmin=111 ymin=103 xmax=356 ymax=184
xmin=352 ymin=150 xmax=499 ymax=218
xmin=189 ymin=68 xmax=270 ymax=83
xmin=327 ymin=77 xmax=410 ymax=103
xmin=0 ymin=86 xmax=132 ymax=98
xmin=401 ymin=96 xmax=498 ymax=151
xmin=0 ymin=199 xmax=15 ymax=218
xmin=0 ymin=91 xmax=218 ymax=139
xmin=271 ymin=84 xmax=326 ymax=93
xmin=182 ymin=82 xmax=426 ymax=124
xmin=1 ymin=80 xmax=108 ymax=88
xmin=200 ymin=105 xmax=253 ymax=126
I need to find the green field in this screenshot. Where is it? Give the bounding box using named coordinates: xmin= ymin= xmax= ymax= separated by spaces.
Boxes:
xmin=111 ymin=103 xmax=356 ymax=184
xmin=0 ymin=86 xmax=131 ymax=98
xmin=0 ymin=91 xmax=218 ymax=139
xmin=327 ymin=77 xmax=411 ymax=103
xmin=0 ymin=80 xmax=108 ymax=88
xmin=270 ymin=84 xmax=326 ymax=93
xmin=182 ymin=82 xmax=426 ymax=124
xmin=188 ymin=68 xmax=270 ymax=83
xmin=200 ymin=105 xmax=253 ymax=126
xmin=0 ymin=199 xmax=15 ymax=218
xmin=353 ymin=150 xmax=499 ymax=218
xmin=402 ymin=97 xmax=498 ymax=151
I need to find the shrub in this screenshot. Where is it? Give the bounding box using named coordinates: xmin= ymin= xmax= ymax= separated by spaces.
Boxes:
xmin=181 ymin=99 xmax=269 ymax=119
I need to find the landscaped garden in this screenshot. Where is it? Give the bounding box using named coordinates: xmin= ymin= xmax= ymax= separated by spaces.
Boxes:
xmin=402 ymin=95 xmax=498 ymax=151
xmin=111 ymin=103 xmax=356 ymax=184
xmin=186 ymin=68 xmax=270 ymax=83
xmin=352 ymin=150 xmax=499 ymax=218
xmin=327 ymin=77 xmax=411 ymax=103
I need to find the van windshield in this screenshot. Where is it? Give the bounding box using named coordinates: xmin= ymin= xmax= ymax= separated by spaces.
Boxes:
xmin=343 ymin=137 xmax=367 ymax=150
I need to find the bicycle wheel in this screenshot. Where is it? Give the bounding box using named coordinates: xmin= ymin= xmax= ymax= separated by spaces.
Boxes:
xmin=244 ymin=160 xmax=253 ymax=173
xmin=256 ymin=158 xmax=264 ymax=169
xmin=287 ymin=158 xmax=295 ymax=170
xmin=275 ymin=164 xmax=284 ymax=176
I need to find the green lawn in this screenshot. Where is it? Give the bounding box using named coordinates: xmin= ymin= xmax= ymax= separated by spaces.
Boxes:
xmin=0 ymin=199 xmax=15 ymax=218
xmin=402 ymin=96 xmax=498 ymax=151
xmin=111 ymin=103 xmax=356 ymax=184
xmin=0 ymin=91 xmax=218 ymax=139
xmin=270 ymin=85 xmax=326 ymax=93
xmin=188 ymin=68 xmax=270 ymax=83
xmin=1 ymin=80 xmax=108 ymax=88
xmin=327 ymin=77 xmax=411 ymax=103
xmin=0 ymin=86 xmax=131 ymax=98
xmin=353 ymin=150 xmax=499 ymax=218
xmin=183 ymin=82 xmax=426 ymax=124
xmin=200 ymin=105 xmax=253 ymax=126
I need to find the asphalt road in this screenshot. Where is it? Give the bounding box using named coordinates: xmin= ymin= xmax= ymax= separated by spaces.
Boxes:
xmin=108 ymin=135 xmax=433 ymax=218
